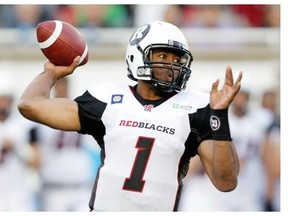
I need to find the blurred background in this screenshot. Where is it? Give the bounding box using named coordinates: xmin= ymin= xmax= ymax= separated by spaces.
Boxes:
xmin=0 ymin=4 xmax=280 ymax=109
xmin=0 ymin=4 xmax=281 ymax=212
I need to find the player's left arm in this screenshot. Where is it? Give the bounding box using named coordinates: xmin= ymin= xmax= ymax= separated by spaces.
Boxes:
xmin=198 ymin=139 xmax=239 ymax=192
xmin=198 ymin=65 xmax=242 ymax=192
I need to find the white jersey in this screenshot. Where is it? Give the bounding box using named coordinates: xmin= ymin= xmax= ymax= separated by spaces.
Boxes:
xmin=75 ymin=83 xmax=211 ymax=211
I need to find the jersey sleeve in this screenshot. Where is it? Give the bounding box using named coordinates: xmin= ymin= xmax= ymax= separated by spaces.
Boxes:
xmin=193 ymin=104 xmax=213 ymax=142
xmin=177 ymin=104 xmax=212 ymax=181
xmin=184 ymin=104 xmax=213 ymax=158
xmin=74 ymin=90 xmax=107 ymax=144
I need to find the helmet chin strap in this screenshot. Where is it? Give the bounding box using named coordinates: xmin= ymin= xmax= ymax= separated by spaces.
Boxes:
xmin=151 ymin=81 xmax=176 ymax=97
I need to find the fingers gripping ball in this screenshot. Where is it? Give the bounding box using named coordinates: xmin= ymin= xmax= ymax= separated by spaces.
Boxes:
xmin=36 ymin=20 xmax=89 ymax=66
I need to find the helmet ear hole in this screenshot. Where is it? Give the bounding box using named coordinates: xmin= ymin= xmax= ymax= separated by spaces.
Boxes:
xmin=130 ymin=55 xmax=134 ymax=62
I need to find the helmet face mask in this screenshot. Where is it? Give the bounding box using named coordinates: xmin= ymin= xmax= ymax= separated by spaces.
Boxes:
xmin=126 ymin=21 xmax=193 ymax=95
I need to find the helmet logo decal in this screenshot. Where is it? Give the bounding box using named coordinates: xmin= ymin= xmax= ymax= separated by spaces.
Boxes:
xmin=129 ymin=24 xmax=150 ymax=46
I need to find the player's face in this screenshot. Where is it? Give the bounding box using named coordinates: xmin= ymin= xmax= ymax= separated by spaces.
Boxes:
xmin=150 ymin=49 xmax=182 ymax=83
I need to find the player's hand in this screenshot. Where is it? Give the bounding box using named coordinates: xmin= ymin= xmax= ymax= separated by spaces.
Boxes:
xmin=209 ymin=65 xmax=243 ymax=110
xmin=43 ymin=56 xmax=80 ymax=80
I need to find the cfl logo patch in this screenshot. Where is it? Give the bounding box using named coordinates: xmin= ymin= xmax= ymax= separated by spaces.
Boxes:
xmin=111 ymin=94 xmax=124 ymax=104
xmin=210 ymin=115 xmax=221 ymax=131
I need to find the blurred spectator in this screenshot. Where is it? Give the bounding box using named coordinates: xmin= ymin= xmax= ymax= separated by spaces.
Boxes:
xmin=264 ymin=5 xmax=280 ymax=27
xmin=163 ymin=5 xmax=183 ymax=27
xmin=261 ymin=90 xmax=279 ymax=114
xmin=73 ymin=5 xmax=107 ymax=27
xmin=182 ymin=5 xmax=242 ymax=28
xmin=7 ymin=5 xmax=54 ymax=45
xmin=0 ymin=81 xmax=39 ymax=211
xmin=0 ymin=5 xmax=17 ymax=27
xmin=182 ymin=5 xmax=197 ymax=27
xmin=231 ymin=5 xmax=267 ymax=27
xmin=262 ymin=117 xmax=280 ymax=211
xmin=259 ymin=90 xmax=280 ymax=211
xmin=102 ymin=5 xmax=132 ymax=27
xmin=252 ymin=90 xmax=279 ymax=141
xmin=13 ymin=5 xmax=43 ymax=28
xmin=48 ymin=5 xmax=132 ymax=28
xmin=50 ymin=5 xmax=77 ymax=26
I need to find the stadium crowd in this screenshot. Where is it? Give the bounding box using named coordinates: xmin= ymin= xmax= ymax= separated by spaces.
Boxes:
xmin=0 ymin=4 xmax=280 ymax=29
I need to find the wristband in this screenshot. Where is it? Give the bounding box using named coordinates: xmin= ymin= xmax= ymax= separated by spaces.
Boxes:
xmin=210 ymin=108 xmax=232 ymax=141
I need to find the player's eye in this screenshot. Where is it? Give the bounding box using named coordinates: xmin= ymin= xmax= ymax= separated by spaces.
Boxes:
xmin=174 ymin=58 xmax=181 ymax=64
xmin=158 ymin=54 xmax=166 ymax=59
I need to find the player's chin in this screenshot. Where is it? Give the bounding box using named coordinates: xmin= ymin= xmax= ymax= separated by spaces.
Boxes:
xmin=160 ymin=77 xmax=174 ymax=84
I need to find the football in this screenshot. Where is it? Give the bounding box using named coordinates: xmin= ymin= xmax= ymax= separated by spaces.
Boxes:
xmin=36 ymin=20 xmax=89 ymax=66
